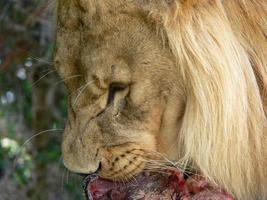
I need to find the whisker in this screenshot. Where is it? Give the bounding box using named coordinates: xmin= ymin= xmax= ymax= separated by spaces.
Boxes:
xmin=12 ymin=129 xmax=64 ymax=173
xmin=31 ymin=70 xmax=57 ymax=87
xmin=40 ymin=68 xmax=53 ymax=74
xmin=116 ymin=160 xmax=131 ymax=185
xmin=139 ymin=148 xmax=200 ymax=171
xmin=121 ymin=153 xmax=182 ymax=176
xmin=129 ymin=150 xmax=202 ymax=178
xmin=30 ymin=55 xmax=54 ymax=65
xmin=73 ymin=81 xmax=94 ymax=106
xmin=61 ymin=167 xmax=67 ymax=193
xmin=146 ymin=159 xmax=196 ymax=173
xmin=144 ymin=160 xmax=204 ymax=179
xmin=21 ymin=128 xmax=64 ymax=148
xmin=128 ymin=173 xmax=138 ymax=186
xmin=54 ymin=75 xmax=82 ymax=85
xmin=144 ymin=163 xmax=188 ymax=177
xmin=67 ymin=170 xmax=70 ymax=184
xmin=125 ymin=174 xmax=137 ymax=186
xmin=145 ymin=165 xmax=178 ymax=174
xmin=71 ymin=84 xmax=88 ymax=95
xmin=143 ymin=160 xmax=170 ymax=168
xmin=142 ymin=160 xmax=176 ymax=171
xmin=142 ymin=167 xmax=172 ymax=176
xmin=143 ymin=166 xmax=206 ymax=190
xmin=117 ymin=175 xmax=126 ymax=187
xmin=143 ymin=168 xmax=170 ymax=175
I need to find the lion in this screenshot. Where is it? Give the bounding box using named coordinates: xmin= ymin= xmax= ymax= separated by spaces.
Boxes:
xmin=54 ymin=0 xmax=267 ymax=199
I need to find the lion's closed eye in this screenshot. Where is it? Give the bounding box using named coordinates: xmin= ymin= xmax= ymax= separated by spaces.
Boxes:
xmin=107 ymin=83 xmax=128 ymax=106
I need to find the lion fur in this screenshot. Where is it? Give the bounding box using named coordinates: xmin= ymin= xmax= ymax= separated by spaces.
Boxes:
xmin=55 ymin=1 xmax=267 ymax=199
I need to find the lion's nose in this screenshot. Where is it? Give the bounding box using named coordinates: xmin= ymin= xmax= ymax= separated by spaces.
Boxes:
xmin=77 ymin=162 xmax=102 ymax=177
xmin=62 ymin=152 xmax=102 ymax=175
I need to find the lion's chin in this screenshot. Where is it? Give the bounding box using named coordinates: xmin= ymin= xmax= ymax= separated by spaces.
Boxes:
xmin=84 ymin=169 xmax=235 ymax=200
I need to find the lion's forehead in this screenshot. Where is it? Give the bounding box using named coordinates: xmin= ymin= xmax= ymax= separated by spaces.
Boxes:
xmin=59 ymin=0 xmax=168 ymax=35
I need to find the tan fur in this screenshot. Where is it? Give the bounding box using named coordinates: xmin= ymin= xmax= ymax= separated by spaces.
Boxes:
xmin=55 ymin=0 xmax=267 ymax=199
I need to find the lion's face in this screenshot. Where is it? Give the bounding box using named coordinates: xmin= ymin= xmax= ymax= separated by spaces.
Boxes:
xmin=55 ymin=1 xmax=184 ymax=180
xmin=54 ymin=0 xmax=267 ymax=199
xmin=55 ymin=1 xmax=267 ymax=199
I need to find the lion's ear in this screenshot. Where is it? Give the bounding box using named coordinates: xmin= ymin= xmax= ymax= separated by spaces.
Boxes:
xmin=158 ymin=1 xmax=266 ymax=199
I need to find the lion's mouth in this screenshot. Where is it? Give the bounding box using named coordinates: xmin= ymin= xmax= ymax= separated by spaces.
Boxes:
xmin=83 ymin=169 xmax=235 ymax=200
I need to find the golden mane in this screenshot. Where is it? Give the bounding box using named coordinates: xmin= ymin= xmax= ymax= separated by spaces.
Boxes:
xmin=153 ymin=1 xmax=267 ymax=199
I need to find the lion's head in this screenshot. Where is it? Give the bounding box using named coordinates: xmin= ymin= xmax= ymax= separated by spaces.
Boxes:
xmin=55 ymin=0 xmax=267 ymax=199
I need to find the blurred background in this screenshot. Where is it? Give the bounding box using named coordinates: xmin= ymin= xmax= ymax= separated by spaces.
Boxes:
xmin=0 ymin=1 xmax=83 ymax=199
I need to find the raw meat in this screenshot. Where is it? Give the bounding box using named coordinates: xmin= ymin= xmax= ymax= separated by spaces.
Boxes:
xmin=84 ymin=169 xmax=234 ymax=200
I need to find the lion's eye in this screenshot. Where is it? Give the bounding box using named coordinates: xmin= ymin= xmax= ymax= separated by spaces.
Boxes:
xmin=107 ymin=83 xmax=127 ymax=105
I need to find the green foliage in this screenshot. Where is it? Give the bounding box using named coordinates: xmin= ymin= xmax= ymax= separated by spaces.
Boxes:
xmin=0 ymin=1 xmax=82 ymax=199
xmin=64 ymin=181 xmax=84 ymax=200
xmin=36 ymin=140 xmax=61 ymax=165
xmin=0 ymin=145 xmax=7 ymax=177
xmin=0 ymin=137 xmax=34 ymax=186
xmin=12 ymin=155 xmax=34 ymax=187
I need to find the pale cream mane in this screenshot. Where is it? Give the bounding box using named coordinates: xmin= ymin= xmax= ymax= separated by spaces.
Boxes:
xmin=156 ymin=1 xmax=267 ymax=199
